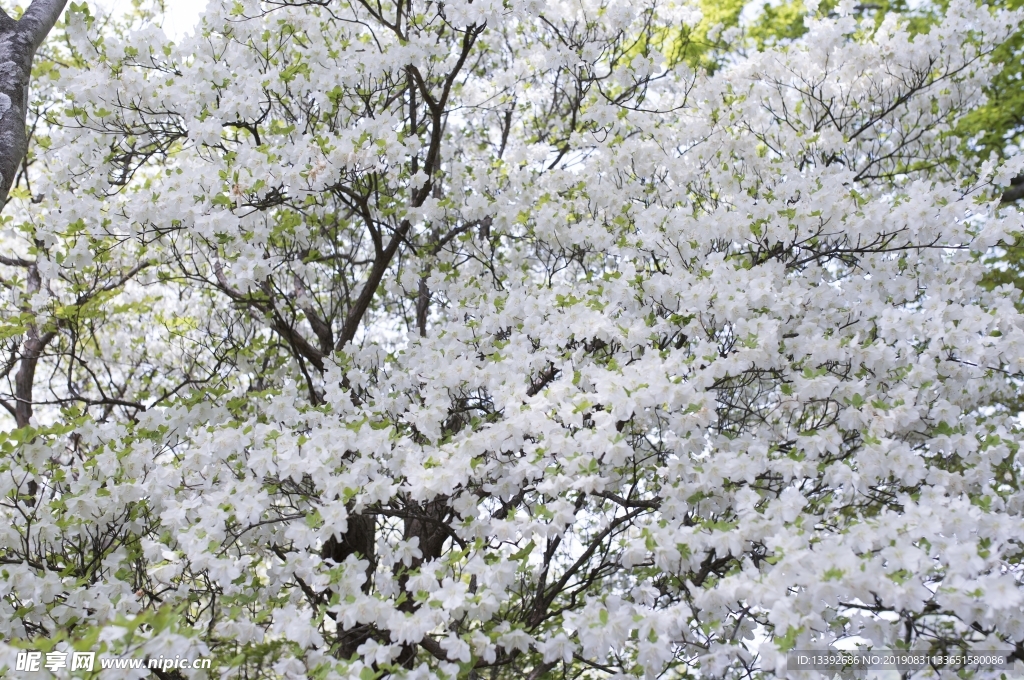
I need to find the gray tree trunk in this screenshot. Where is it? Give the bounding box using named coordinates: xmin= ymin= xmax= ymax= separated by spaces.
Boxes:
xmin=0 ymin=0 xmax=68 ymax=208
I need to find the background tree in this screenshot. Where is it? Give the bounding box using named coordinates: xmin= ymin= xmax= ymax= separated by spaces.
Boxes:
xmin=1 ymin=1 xmax=1023 ymax=679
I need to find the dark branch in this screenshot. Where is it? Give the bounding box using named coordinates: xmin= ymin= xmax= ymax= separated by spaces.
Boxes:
xmin=1001 ymin=174 xmax=1024 ymax=204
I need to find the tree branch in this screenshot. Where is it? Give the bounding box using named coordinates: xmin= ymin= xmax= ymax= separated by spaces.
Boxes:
xmin=1001 ymin=174 xmax=1024 ymax=204
xmin=21 ymin=0 xmax=67 ymax=49
xmin=334 ymin=25 xmax=484 ymax=352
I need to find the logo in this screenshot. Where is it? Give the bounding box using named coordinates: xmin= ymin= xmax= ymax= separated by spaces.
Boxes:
xmin=15 ymin=652 xmax=41 ymax=672
xmin=14 ymin=650 xmax=95 ymax=672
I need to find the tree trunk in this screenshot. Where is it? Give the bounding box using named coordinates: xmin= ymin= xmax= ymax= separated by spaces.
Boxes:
xmin=0 ymin=0 xmax=68 ymax=208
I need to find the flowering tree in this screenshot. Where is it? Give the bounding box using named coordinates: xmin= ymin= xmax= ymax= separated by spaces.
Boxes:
xmin=2 ymin=0 xmax=1024 ymax=678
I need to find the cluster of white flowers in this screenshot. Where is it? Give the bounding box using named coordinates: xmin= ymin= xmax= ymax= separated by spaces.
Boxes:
xmin=1 ymin=0 xmax=1024 ymax=677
